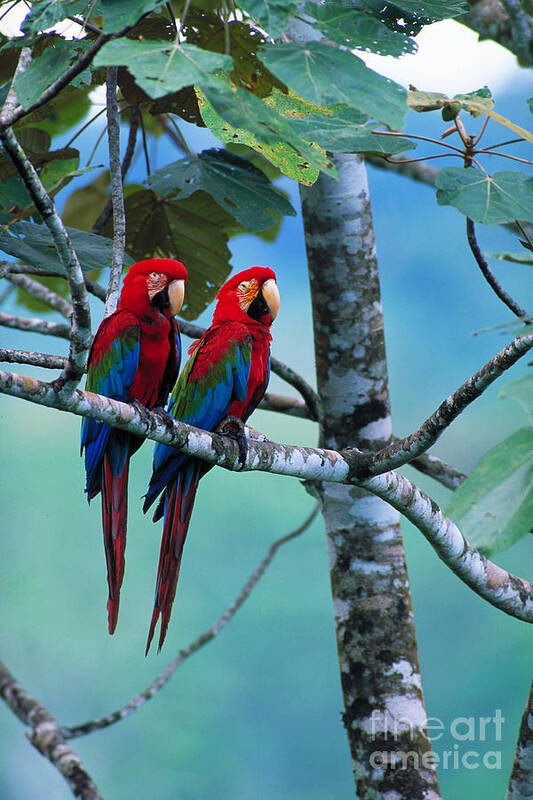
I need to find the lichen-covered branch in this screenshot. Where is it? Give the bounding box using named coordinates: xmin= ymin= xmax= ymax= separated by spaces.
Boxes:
xmin=409 ymin=451 xmax=467 ymax=490
xmin=5 ymin=273 xmax=73 ymax=319
xmin=0 ymin=311 xmax=71 ymax=339
xmin=507 ymin=679 xmax=533 ymax=800
xmin=0 ymin=658 xmax=102 ymax=800
xmin=349 ymin=332 xmax=533 ymax=479
xmin=0 ymin=263 xmax=106 ymax=302
xmin=364 ymin=470 xmax=533 ymax=622
xmin=1 ymin=368 xmax=532 ymax=623
xmin=103 ymin=67 xmax=126 ymax=318
xmin=62 ymin=504 xmax=319 ymax=739
xmin=0 ymin=349 xmax=67 ymax=369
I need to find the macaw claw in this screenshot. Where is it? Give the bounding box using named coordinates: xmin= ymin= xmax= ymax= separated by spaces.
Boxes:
xmin=217 ymin=415 xmax=248 ymax=468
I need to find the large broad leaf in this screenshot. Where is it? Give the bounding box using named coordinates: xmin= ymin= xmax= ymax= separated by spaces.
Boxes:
xmin=0 ymin=221 xmax=130 ymax=274
xmin=435 ymin=168 xmax=533 ymax=225
xmin=446 ymin=428 xmax=533 ymax=556
xmin=14 ymin=37 xmax=92 ymax=110
xmin=197 ymin=86 xmax=334 ymax=184
xmin=238 ymin=0 xmax=299 ymax=38
xmin=487 ymin=251 xmax=533 ymax=266
xmin=305 ymin=3 xmax=417 ymax=56
xmin=120 ymin=189 xmax=233 ymax=319
xmin=16 ymin=85 xmax=92 ymax=137
xmin=99 ymin=0 xmax=166 ymax=32
xmin=259 ymin=42 xmax=407 ymax=130
xmin=499 ymin=375 xmax=533 ymax=422
xmin=182 ymin=8 xmax=284 ymax=99
xmin=20 ymin=0 xmax=92 ymax=35
xmin=93 ymin=39 xmax=232 ymax=100
xmin=288 ymin=111 xmax=416 ymax=155
xmin=148 ymin=148 xmax=296 ymax=232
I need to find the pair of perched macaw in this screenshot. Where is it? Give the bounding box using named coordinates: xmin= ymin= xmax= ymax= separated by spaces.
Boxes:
xmin=81 ymin=259 xmax=279 ymax=653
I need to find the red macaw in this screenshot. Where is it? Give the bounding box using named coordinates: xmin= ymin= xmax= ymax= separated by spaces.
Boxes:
xmin=143 ymin=266 xmax=280 ymax=653
xmin=81 ymin=258 xmax=188 ymax=635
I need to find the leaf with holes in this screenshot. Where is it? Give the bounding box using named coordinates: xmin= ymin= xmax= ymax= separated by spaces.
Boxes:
xmin=446 ymin=428 xmax=533 ymax=556
xmin=120 ymin=189 xmax=234 ymax=319
xmin=259 ymin=42 xmax=407 ymax=129
xmin=94 ymin=39 xmax=232 ymax=100
xmin=147 ymin=148 xmax=296 ymax=232
xmin=390 ymin=0 xmax=468 ymax=18
xmin=305 ymin=3 xmax=416 ymax=56
xmin=435 ymin=169 xmax=533 ymax=224
xmin=238 ymin=0 xmax=299 ymax=37
xmin=0 ymin=221 xmax=130 ymax=274
xmin=197 ymin=86 xmax=334 ymax=184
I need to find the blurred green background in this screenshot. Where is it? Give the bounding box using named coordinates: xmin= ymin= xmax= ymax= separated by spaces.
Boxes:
xmin=1 ymin=18 xmax=532 ymax=800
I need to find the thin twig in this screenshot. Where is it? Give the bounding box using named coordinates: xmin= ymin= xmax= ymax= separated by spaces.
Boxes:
xmin=103 ymin=67 xmax=125 ymax=317
xmin=62 ymin=504 xmax=320 ymax=739
xmin=0 ymin=658 xmax=103 ymax=799
xmin=475 ymin=150 xmax=533 ymax=166
xmin=5 ymin=273 xmax=73 ymax=319
xmin=371 ymin=130 xmax=466 ymax=155
xmin=0 ymin=262 xmax=106 ymax=301
xmin=466 ymin=217 xmax=527 ymax=319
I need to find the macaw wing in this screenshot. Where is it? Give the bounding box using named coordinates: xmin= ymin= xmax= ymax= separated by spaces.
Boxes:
xmin=144 ymin=322 xmax=252 ymax=512
xmin=81 ymin=311 xmax=141 ymax=497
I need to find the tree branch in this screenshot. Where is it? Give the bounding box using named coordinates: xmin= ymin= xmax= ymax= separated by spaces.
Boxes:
xmin=102 ymin=67 xmax=125 ymax=317
xmin=363 ymin=469 xmax=533 ymax=623
xmin=507 ymin=678 xmax=533 ymax=800
xmin=0 ymin=263 xmax=107 ymax=302
xmin=0 ymin=348 xmax=67 ymax=369
xmin=408 ymin=451 xmax=467 ymax=490
xmin=0 ymin=658 xmax=102 ymax=800
xmin=466 ymin=217 xmax=528 ymax=318
xmin=0 ymin=311 xmax=70 ymax=339
xmin=348 ymin=332 xmax=533 ymax=479
xmin=1 ymin=368 xmax=532 ymax=622
xmin=4 ymin=273 xmax=73 ymax=319
xmin=460 ymin=0 xmax=533 ymax=66
xmin=62 ymin=504 xmax=319 ymax=739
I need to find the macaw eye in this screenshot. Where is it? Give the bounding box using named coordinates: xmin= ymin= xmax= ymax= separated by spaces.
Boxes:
xmin=150 ymin=271 xmax=160 ymax=280
xmin=238 ymin=281 xmax=248 ymax=291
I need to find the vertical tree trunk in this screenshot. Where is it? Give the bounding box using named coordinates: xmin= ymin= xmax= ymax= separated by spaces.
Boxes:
xmin=301 ymin=154 xmax=441 ymax=799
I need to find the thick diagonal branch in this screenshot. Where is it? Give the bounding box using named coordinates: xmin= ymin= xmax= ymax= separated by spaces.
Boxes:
xmin=0 ymin=127 xmax=91 ymax=388
xmin=62 ymin=504 xmax=319 ymax=739
xmin=0 ymin=658 xmax=102 ymax=799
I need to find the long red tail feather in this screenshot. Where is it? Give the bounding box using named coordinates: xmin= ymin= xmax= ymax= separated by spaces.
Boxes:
xmin=102 ymin=455 xmax=130 ymax=634
xmin=145 ymin=466 xmax=199 ymax=654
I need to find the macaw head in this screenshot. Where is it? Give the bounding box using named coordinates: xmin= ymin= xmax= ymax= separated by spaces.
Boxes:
xmin=213 ymin=266 xmax=280 ymax=327
xmin=120 ymin=258 xmax=188 ymax=317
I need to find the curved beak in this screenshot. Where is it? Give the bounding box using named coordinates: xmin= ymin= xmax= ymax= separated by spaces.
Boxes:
xmin=262 ymin=278 xmax=280 ymax=321
xmin=168 ymin=279 xmax=185 ymax=316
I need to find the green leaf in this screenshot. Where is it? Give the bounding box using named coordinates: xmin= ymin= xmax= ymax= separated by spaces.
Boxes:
xmin=148 ymin=148 xmax=296 ymax=232
xmin=435 ymin=168 xmax=533 ymax=225
xmin=0 ymin=221 xmax=130 ymax=274
xmin=197 ymin=86 xmax=334 ymax=184
xmin=99 ymin=0 xmax=166 ymax=32
xmin=389 ymin=0 xmax=468 ymax=19
xmin=446 ymin=428 xmax=533 ymax=556
xmin=486 ymin=251 xmax=533 ymax=265
xmin=288 ymin=111 xmax=416 ymax=155
xmin=93 ymin=39 xmax=232 ymax=100
xmin=62 ymin=171 xmax=110 ymax=231
xmin=14 ymin=127 xmax=51 ymax=154
xmin=305 ymin=3 xmax=417 ymax=57
xmin=499 ymin=375 xmax=533 ymax=422
xmin=0 ymin=175 xmax=33 ymax=213
xmin=408 ymin=86 xmax=493 ymax=119
xmin=14 ymin=37 xmax=92 ymax=110
xmin=238 ymin=0 xmax=299 ymax=37
xmin=119 ymin=189 xmax=233 ymax=319
xmin=259 ymin=42 xmax=407 ymax=130
xmin=528 ymin=97 xmax=533 ymax=114
xmin=20 ymin=0 xmax=92 ymax=35
xmin=17 ymin=85 xmax=92 ymax=137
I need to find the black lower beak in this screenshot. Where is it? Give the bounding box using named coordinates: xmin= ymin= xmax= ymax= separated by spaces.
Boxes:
xmin=151 ymin=284 xmax=170 ymax=312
